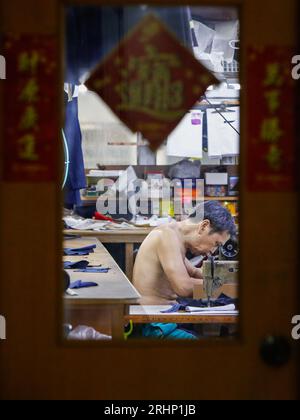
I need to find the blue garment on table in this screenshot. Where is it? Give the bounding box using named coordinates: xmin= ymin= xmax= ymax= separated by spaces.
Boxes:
xmin=142 ymin=323 xmax=198 ymax=340
xmin=161 ymin=294 xmax=237 ymax=314
xmin=64 ymin=250 xmax=91 ymax=256
xmin=64 ymin=260 xmax=90 ymax=270
xmin=69 ymin=280 xmax=98 ymax=289
xmin=74 ymin=267 xmax=111 ymax=274
xmin=63 ymin=244 xmax=96 ymax=256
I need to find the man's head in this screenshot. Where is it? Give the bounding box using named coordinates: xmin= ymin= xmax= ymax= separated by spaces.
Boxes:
xmin=187 ymin=201 xmax=236 ymax=257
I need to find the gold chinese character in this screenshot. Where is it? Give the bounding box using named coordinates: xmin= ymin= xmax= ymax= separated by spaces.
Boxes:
xmin=264 ymin=63 xmax=283 ymax=87
xmin=19 ymin=79 xmax=39 ymax=103
xmin=19 ymin=106 xmax=38 ymax=130
xmin=266 ymin=145 xmax=282 ymax=171
xmin=129 ymin=81 xmax=142 ymax=107
xmin=18 ymin=51 xmax=40 ymax=74
xmin=264 ymin=90 xmax=280 ymax=113
xmin=18 ymin=134 xmax=39 ymax=161
xmin=141 ymin=21 xmax=160 ymax=42
xmin=116 ymin=47 xmax=184 ymax=118
xmin=261 ymin=117 xmax=283 ymax=142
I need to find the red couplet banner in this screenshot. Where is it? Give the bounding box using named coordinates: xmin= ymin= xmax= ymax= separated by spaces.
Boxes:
xmin=2 ymin=34 xmax=59 ymax=182
xmin=247 ymin=46 xmax=296 ymax=192
xmin=86 ymin=14 xmax=219 ymax=151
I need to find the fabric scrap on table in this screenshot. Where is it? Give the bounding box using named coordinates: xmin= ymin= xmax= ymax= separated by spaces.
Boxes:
xmin=63 ymin=244 xmax=97 ymax=256
xmin=69 ymin=280 xmax=98 ymax=289
xmin=74 ymin=268 xmax=111 ymax=274
xmin=161 ymin=294 xmax=237 ymax=313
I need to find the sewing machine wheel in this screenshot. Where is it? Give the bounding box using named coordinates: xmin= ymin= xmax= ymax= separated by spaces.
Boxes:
xmin=220 ymin=239 xmax=239 ymax=260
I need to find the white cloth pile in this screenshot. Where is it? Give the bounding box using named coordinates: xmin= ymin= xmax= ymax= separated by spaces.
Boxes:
xmin=64 ymin=216 xmax=135 ymax=231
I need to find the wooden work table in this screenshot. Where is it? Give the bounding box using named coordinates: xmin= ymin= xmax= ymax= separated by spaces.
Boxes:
xmin=64 ymin=237 xmax=141 ymax=340
xmin=63 ymin=237 xmax=238 ymax=341
xmin=125 ymin=306 xmax=238 ymax=325
xmin=64 ymin=227 xmax=153 ymax=280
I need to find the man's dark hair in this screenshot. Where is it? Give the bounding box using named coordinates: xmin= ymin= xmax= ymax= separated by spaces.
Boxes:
xmin=189 ymin=201 xmax=236 ymax=237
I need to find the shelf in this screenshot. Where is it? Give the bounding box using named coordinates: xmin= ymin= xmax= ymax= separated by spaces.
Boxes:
xmin=81 ymin=195 xmax=238 ymax=202
xmin=204 ymin=197 xmax=238 ymax=201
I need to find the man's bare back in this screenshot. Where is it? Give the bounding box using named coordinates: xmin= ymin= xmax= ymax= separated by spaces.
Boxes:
xmin=133 ymin=222 xmax=184 ymax=304
xmin=132 ymin=220 xmax=210 ymax=305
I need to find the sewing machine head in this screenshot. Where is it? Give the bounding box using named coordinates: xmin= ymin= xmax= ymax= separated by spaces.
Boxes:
xmin=203 ymin=258 xmax=239 ymax=306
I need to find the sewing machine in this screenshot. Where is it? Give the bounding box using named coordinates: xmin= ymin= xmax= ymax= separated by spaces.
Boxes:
xmin=193 ymin=237 xmax=239 ymax=304
xmin=203 ymin=258 xmax=239 ymax=307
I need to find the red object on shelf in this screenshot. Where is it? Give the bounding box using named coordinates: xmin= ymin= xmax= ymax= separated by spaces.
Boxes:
xmin=94 ymin=212 xmax=113 ymax=222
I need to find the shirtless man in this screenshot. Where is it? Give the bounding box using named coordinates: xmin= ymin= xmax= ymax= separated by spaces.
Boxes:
xmin=133 ymin=201 xmax=236 ymax=306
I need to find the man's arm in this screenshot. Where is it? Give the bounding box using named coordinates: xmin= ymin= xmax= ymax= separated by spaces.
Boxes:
xmin=185 ymin=258 xmax=203 ymax=279
xmin=157 ymin=229 xmax=202 ymax=297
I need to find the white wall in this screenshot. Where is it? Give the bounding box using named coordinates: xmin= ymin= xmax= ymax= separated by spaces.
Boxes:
xmin=78 ymin=90 xmax=137 ymax=168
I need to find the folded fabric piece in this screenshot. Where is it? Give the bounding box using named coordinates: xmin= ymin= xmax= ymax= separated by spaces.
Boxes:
xmin=63 ymin=260 xmax=90 ymax=270
xmin=63 ymin=244 xmax=97 ymax=256
xmin=161 ymin=294 xmax=237 ymax=313
xmin=74 ymin=268 xmax=111 ymax=274
xmin=69 ymin=280 xmax=98 ymax=289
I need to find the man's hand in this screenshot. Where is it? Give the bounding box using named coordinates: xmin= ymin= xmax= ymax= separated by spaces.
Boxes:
xmin=185 ymin=258 xmax=203 ymax=279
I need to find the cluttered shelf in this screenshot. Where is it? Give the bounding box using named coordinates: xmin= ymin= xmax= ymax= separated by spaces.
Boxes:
xmin=80 ymin=195 xmax=238 ymax=202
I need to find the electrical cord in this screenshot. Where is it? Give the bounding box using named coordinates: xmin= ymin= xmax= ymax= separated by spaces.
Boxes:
xmin=203 ymin=95 xmax=240 ymax=136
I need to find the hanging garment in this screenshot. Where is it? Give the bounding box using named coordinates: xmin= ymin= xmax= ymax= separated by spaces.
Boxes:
xmin=207 ymin=107 xmax=240 ymax=158
xmin=63 ymin=88 xmax=86 ymax=207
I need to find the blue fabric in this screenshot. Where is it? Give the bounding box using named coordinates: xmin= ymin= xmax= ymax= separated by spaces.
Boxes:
xmin=65 ymin=6 xmax=193 ymax=84
xmin=142 ymin=323 xmax=198 ymax=340
xmin=69 ymin=280 xmax=98 ymax=289
xmin=63 ymin=94 xmax=86 ymax=207
xmin=74 ymin=268 xmax=111 ymax=273
xmin=64 ymin=260 xmax=90 ymax=270
xmin=178 ymin=293 xmax=237 ymax=308
xmin=161 ymin=294 xmax=237 ymax=314
xmin=64 ymin=244 xmax=97 ymax=256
